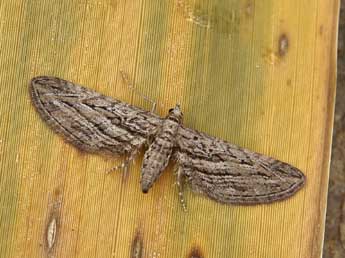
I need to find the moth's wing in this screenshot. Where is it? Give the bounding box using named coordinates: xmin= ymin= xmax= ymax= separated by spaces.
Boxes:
xmin=176 ymin=126 xmax=306 ymax=204
xmin=30 ymin=76 xmax=163 ymax=156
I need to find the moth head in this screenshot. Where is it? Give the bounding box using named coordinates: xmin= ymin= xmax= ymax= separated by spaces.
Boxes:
xmin=168 ymin=104 xmax=183 ymax=122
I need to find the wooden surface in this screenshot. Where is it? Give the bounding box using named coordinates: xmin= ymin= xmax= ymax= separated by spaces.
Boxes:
xmin=0 ymin=0 xmax=339 ymax=257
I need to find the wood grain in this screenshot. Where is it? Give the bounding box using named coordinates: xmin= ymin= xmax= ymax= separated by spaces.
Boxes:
xmin=0 ymin=0 xmax=339 ymax=257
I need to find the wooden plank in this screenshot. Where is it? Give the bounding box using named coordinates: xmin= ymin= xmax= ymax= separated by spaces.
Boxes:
xmin=0 ymin=0 xmax=339 ymax=257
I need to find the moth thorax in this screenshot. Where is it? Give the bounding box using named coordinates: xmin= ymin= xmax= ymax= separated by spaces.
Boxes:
xmin=167 ymin=105 xmax=183 ymax=123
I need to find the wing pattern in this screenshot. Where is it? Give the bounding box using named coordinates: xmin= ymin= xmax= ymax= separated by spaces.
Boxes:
xmin=176 ymin=126 xmax=305 ymax=204
xmin=30 ymin=76 xmax=162 ymax=156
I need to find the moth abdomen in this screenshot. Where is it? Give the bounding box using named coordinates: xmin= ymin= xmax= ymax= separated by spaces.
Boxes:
xmin=140 ymin=106 xmax=182 ymax=193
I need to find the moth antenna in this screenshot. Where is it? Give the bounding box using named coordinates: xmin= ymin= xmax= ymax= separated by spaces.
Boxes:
xmin=119 ymin=70 xmax=159 ymax=113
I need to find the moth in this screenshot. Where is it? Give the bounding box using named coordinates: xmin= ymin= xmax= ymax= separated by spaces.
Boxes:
xmin=30 ymin=76 xmax=305 ymax=205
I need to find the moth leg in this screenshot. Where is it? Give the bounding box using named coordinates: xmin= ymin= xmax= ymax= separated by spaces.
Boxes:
xmin=119 ymin=70 xmax=157 ymax=113
xmin=175 ymin=165 xmax=187 ymax=212
xmin=106 ymin=148 xmax=139 ymax=174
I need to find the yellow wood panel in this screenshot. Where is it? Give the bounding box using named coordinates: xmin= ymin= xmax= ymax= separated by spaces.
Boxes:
xmin=0 ymin=0 xmax=338 ymax=257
